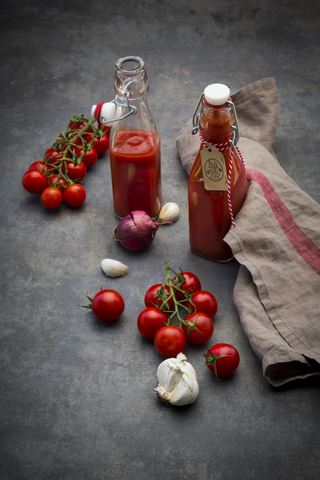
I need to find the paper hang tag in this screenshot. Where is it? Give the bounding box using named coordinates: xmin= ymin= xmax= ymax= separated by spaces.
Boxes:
xmin=200 ymin=144 xmax=228 ymax=191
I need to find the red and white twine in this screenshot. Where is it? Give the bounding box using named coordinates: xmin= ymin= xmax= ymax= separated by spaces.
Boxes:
xmin=199 ymin=131 xmax=245 ymax=228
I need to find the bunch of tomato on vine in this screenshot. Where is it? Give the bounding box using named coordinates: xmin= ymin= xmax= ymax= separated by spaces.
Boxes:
xmin=138 ymin=261 xmax=217 ymax=354
xmin=138 ymin=261 xmax=240 ymax=377
xmin=22 ymin=114 xmax=110 ymax=209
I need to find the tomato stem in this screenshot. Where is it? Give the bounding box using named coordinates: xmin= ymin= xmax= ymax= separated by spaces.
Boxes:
xmin=155 ymin=261 xmax=202 ymax=334
xmin=203 ymin=350 xmax=233 ymax=379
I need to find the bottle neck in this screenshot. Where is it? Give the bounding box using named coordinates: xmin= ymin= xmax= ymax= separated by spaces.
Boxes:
xmin=200 ymin=101 xmax=233 ymax=145
xmin=114 ymin=56 xmax=149 ymax=100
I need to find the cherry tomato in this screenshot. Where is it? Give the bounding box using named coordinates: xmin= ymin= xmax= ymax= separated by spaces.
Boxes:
xmin=90 ymin=289 xmax=125 ymax=322
xmin=144 ymin=284 xmax=175 ymax=311
xmin=137 ymin=307 xmax=168 ymax=340
xmin=62 ymin=161 xmax=87 ymax=181
xmin=154 ymin=326 xmax=186 ymax=357
xmin=41 ymin=187 xmax=63 ymax=209
xmin=186 ymin=291 xmax=218 ymax=318
xmin=173 ymin=272 xmax=202 ymax=301
xmin=92 ymin=134 xmax=109 ymax=156
xmin=204 ymin=343 xmax=240 ymax=377
xmin=29 ymin=161 xmax=52 ymax=174
xmin=64 ymin=184 xmax=86 ymax=207
xmin=48 ymin=175 xmax=68 ymax=190
xmin=182 ymin=312 xmax=214 ymax=345
xmin=44 ymin=147 xmax=54 ymax=159
xmin=78 ymin=148 xmax=98 ymax=168
xmin=68 ymin=120 xmax=88 ymax=130
xmin=22 ymin=170 xmax=48 ymax=194
xmin=47 ymin=149 xmax=68 ymax=166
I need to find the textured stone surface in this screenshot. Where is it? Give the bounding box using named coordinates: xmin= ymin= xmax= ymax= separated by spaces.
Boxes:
xmin=1 ymin=1 xmax=320 ymax=479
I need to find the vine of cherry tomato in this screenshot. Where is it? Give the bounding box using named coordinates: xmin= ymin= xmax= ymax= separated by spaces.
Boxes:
xmin=22 ymin=113 xmax=109 ymax=210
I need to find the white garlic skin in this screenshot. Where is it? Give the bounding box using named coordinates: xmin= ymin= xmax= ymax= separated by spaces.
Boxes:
xmin=101 ymin=259 xmax=129 ymax=277
xmin=158 ymin=202 xmax=180 ymax=223
xmin=154 ymin=353 xmax=199 ymax=406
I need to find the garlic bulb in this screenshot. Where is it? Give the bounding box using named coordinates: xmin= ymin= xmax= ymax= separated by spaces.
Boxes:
xmin=154 ymin=353 xmax=199 ymax=406
xmin=101 ymin=259 xmax=128 ymax=277
xmin=158 ymin=202 xmax=180 ymax=223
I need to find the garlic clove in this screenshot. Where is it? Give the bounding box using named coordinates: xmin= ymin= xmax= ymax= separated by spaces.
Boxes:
xmin=154 ymin=353 xmax=199 ymax=406
xmin=158 ymin=202 xmax=180 ymax=223
xmin=101 ymin=259 xmax=129 ymax=277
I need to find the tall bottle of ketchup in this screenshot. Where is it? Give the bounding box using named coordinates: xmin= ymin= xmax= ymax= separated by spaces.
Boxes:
xmin=188 ymin=84 xmax=247 ymax=262
xmin=92 ymin=56 xmax=162 ymax=219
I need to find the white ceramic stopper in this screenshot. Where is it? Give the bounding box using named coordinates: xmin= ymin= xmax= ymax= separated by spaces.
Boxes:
xmin=204 ymin=84 xmax=230 ymax=106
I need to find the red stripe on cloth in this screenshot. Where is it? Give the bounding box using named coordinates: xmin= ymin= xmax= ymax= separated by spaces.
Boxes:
xmin=246 ymin=168 xmax=320 ymax=276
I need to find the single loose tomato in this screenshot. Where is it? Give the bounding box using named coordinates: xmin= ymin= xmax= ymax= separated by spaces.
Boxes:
xmin=186 ymin=291 xmax=218 ymax=318
xmin=182 ymin=312 xmax=214 ymax=345
xmin=64 ymin=184 xmax=86 ymax=207
xmin=48 ymin=175 xmax=68 ymax=190
xmin=41 ymin=187 xmax=63 ymax=209
xmin=78 ymin=148 xmax=98 ymax=168
xmin=92 ymin=134 xmax=109 ymax=156
xmin=90 ymin=289 xmax=125 ymax=322
xmin=62 ymin=161 xmax=87 ymax=181
xmin=22 ymin=170 xmax=48 ymax=194
xmin=144 ymin=284 xmax=175 ymax=311
xmin=204 ymin=343 xmax=240 ymax=377
xmin=173 ymin=272 xmax=202 ymax=301
xmin=137 ymin=307 xmax=168 ymax=340
xmin=154 ymin=326 xmax=186 ymax=357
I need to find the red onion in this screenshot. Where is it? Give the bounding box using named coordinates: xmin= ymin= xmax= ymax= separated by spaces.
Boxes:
xmin=113 ymin=210 xmax=165 ymax=251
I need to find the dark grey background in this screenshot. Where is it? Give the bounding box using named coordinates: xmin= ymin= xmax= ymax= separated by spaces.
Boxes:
xmin=1 ymin=1 xmax=319 ymax=479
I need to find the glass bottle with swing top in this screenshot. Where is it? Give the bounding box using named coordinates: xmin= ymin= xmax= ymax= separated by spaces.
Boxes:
xmin=188 ymin=83 xmax=247 ymax=262
xmin=91 ymin=56 xmax=162 ymax=219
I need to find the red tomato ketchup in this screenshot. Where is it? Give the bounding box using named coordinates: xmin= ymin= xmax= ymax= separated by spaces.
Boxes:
xmin=188 ymin=84 xmax=247 ymax=262
xmin=110 ymin=129 xmax=162 ymax=219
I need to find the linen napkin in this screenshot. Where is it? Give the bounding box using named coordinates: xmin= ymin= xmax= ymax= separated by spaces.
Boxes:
xmin=176 ymin=78 xmax=320 ymax=387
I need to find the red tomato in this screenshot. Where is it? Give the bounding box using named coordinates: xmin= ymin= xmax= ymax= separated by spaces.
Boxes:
xmin=68 ymin=120 xmax=88 ymax=130
xmin=29 ymin=161 xmax=52 ymax=174
xmin=137 ymin=307 xmax=168 ymax=340
xmin=154 ymin=326 xmax=186 ymax=357
xmin=186 ymin=291 xmax=218 ymax=318
xmin=173 ymin=272 xmax=202 ymax=301
xmin=48 ymin=175 xmax=68 ymax=190
xmin=204 ymin=343 xmax=240 ymax=377
xmin=48 ymin=149 xmax=67 ymax=162
xmin=44 ymin=147 xmax=54 ymax=159
xmin=92 ymin=134 xmax=109 ymax=156
xmin=62 ymin=161 xmax=87 ymax=181
xmin=144 ymin=284 xmax=175 ymax=311
xmin=78 ymin=148 xmax=98 ymax=168
xmin=181 ymin=312 xmax=214 ymax=345
xmin=64 ymin=184 xmax=86 ymax=207
xmin=22 ymin=170 xmax=48 ymax=194
xmin=90 ymin=289 xmax=125 ymax=322
xmin=41 ymin=187 xmax=63 ymax=209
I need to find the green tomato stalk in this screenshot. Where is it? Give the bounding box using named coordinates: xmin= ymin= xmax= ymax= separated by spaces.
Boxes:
xmin=154 ymin=261 xmax=202 ymax=334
